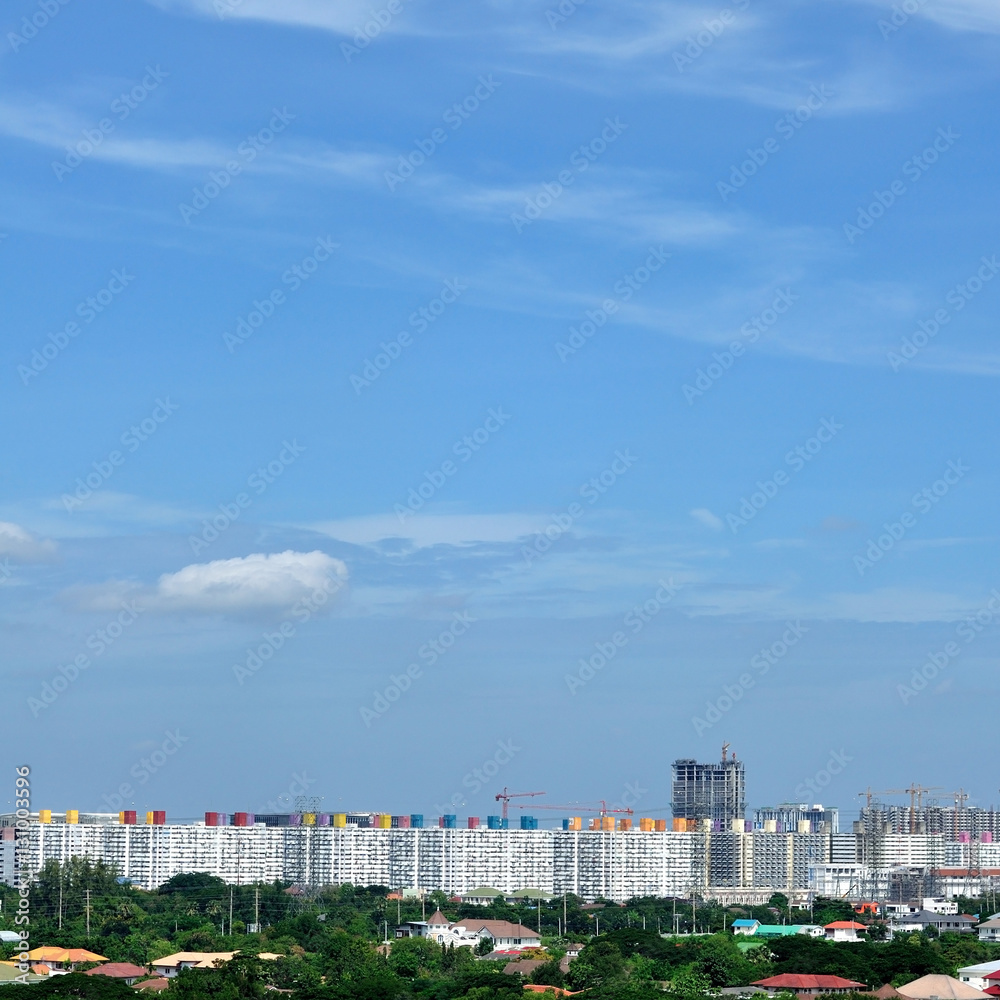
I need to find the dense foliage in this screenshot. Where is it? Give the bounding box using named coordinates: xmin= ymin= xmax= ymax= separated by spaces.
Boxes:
xmin=5 ymin=865 xmax=1000 ymax=1000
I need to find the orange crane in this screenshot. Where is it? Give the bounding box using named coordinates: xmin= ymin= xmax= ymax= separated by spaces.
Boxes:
xmin=513 ymin=800 xmax=634 ymax=817
xmin=495 ymin=787 xmax=545 ymax=820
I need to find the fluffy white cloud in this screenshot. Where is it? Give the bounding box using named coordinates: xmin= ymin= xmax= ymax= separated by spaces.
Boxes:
xmin=0 ymin=522 xmax=57 ymax=562
xmin=155 ymin=550 xmax=347 ymax=612
xmin=72 ymin=550 xmax=347 ymax=614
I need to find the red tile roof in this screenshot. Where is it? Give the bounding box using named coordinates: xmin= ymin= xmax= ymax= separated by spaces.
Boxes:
xmin=754 ymin=975 xmax=868 ymax=990
xmin=825 ymin=921 xmax=868 ymax=930
xmin=133 ymin=978 xmax=170 ymax=992
xmin=85 ymin=964 xmax=150 ymax=979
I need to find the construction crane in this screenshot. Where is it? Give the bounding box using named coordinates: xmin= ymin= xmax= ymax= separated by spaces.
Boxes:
xmin=953 ymin=788 xmax=970 ymax=840
xmin=494 ymin=787 xmax=545 ymax=820
xmin=859 ymin=785 xmax=943 ymax=834
xmin=514 ymin=800 xmax=634 ymax=817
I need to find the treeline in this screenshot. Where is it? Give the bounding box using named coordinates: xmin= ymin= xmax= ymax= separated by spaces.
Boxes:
xmin=4 ymin=863 xmax=1000 ymax=1000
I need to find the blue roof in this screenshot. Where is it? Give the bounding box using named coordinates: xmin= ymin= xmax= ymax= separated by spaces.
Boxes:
xmin=732 ymin=920 xmax=759 ymax=927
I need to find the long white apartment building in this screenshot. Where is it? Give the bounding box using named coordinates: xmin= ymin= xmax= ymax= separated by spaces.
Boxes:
xmin=10 ymin=816 xmax=999 ymax=901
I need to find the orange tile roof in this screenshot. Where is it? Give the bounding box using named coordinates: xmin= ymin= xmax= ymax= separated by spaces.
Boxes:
xmin=27 ymin=948 xmax=108 ymax=963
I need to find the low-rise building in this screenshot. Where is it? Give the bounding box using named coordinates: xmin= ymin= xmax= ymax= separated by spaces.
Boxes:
xmin=752 ymin=974 xmax=868 ymax=995
xmin=25 ymin=948 xmax=108 ymax=974
xmin=889 ymin=911 xmax=977 ymax=935
xmin=898 ymin=974 xmax=990 ymax=1000
xmin=396 ymin=910 xmax=541 ymax=949
xmin=150 ymin=952 xmax=281 ymax=978
xmin=84 ymin=964 xmax=150 ymax=985
xmin=824 ymin=921 xmax=868 ymax=942
xmin=958 ymin=961 xmax=1000 ymax=991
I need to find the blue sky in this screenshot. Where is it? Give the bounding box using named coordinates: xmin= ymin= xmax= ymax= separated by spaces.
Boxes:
xmin=4 ymin=0 xmax=1000 ymax=825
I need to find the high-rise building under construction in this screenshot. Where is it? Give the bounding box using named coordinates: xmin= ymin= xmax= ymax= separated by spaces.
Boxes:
xmin=672 ymin=745 xmax=746 ymax=826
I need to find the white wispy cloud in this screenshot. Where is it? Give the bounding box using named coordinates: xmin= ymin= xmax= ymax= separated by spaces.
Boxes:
xmin=858 ymin=0 xmax=1000 ymax=34
xmin=0 ymin=95 xmax=390 ymax=181
xmin=0 ymin=522 xmax=57 ymax=562
xmin=143 ymin=0 xmax=385 ymax=35
xmin=690 ymin=508 xmax=725 ymax=532
xmin=312 ymin=513 xmax=551 ymax=548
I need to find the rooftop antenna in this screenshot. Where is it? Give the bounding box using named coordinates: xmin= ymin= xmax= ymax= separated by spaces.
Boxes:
xmin=722 ymin=742 xmax=730 ymax=763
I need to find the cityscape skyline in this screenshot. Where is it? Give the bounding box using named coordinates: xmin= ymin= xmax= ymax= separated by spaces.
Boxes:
xmin=5 ymin=1 xmax=1000 ymax=820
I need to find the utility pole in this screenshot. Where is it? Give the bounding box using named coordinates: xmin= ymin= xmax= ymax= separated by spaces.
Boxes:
xmin=255 ymin=886 xmax=260 ymax=932
xmin=85 ymin=889 xmax=91 ymax=938
xmin=58 ymin=879 xmax=63 ymax=930
xmin=229 ymin=888 xmax=233 ymax=938
xmin=564 ymin=893 xmax=567 ymax=937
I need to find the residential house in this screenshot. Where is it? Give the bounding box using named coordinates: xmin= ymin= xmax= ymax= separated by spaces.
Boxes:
xmin=732 ymin=919 xmax=761 ymax=936
xmin=395 ymin=910 xmax=541 ymax=950
xmin=897 ymin=974 xmax=990 ymax=1000
xmin=84 ymin=964 xmax=150 ymax=985
xmin=958 ymin=961 xmax=1000 ymax=991
xmin=977 ymin=919 xmax=1000 ymax=943
xmin=825 ymin=921 xmax=868 ymax=942
xmin=25 ymin=948 xmax=108 ymax=974
xmin=150 ymin=952 xmax=281 ymax=978
xmin=753 ymin=974 xmax=868 ymax=994
xmin=889 ymin=911 xmax=977 ymax=936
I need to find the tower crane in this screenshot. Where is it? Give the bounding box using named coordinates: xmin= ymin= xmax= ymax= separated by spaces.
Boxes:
xmin=494 ymin=787 xmax=545 ymax=820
